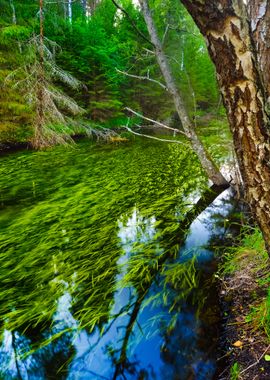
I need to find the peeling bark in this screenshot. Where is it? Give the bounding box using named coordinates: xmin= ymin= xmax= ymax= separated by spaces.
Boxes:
xmin=248 ymin=1 xmax=270 ymax=100
xmin=138 ymin=0 xmax=228 ymax=187
xmin=181 ymin=0 xmax=270 ymax=253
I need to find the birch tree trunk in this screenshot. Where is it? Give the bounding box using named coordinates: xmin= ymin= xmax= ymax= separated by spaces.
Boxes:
xmin=81 ymin=0 xmax=87 ymax=16
xmin=9 ymin=0 xmax=16 ymax=24
xmin=138 ymin=0 xmax=228 ymax=188
xmin=248 ymin=1 xmax=270 ymax=99
xmin=68 ymin=0 xmax=72 ymax=23
xmin=34 ymin=0 xmax=46 ymax=148
xmin=181 ymin=0 xmax=270 ymax=252
xmin=9 ymin=0 xmax=22 ymax=52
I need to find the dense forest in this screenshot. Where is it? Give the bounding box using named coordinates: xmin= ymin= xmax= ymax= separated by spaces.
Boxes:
xmin=0 ymin=0 xmax=221 ymax=146
xmin=0 ymin=1 xmax=270 ymax=379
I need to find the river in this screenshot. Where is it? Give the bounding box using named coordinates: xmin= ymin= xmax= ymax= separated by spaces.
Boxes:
xmin=0 ymin=138 xmax=234 ymax=379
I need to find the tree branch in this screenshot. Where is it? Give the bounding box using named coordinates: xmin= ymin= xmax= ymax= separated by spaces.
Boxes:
xmin=240 ymin=344 xmax=270 ymax=375
xmin=125 ymin=124 xmax=188 ymax=146
xmin=125 ymin=107 xmax=187 ymax=136
xmin=116 ymin=68 xmax=167 ymax=90
xmin=161 ymin=23 xmax=170 ymax=45
xmin=111 ymin=0 xmax=154 ymax=46
xmin=142 ymin=47 xmax=155 ymax=55
xmin=168 ymin=25 xmax=199 ymax=38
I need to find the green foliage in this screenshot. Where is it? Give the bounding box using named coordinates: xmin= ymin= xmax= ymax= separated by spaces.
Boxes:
xmin=222 ymin=227 xmax=270 ymax=340
xmin=0 ymin=25 xmax=30 ymax=42
xmin=0 ymin=0 xmax=223 ymax=145
xmin=230 ymin=362 xmax=240 ymax=380
xmin=0 ymin=139 xmax=208 ymax=342
xmin=199 ymin=117 xmax=232 ymax=164
xmin=0 ymin=10 xmax=34 ymax=141
xmin=222 ymin=227 xmax=268 ymax=275
xmin=245 ymin=287 xmax=270 ymax=339
xmin=148 ymin=0 xmax=220 ymax=113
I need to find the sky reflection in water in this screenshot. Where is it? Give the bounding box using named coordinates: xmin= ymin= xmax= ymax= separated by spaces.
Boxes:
xmin=0 ymin=140 xmax=233 ymax=379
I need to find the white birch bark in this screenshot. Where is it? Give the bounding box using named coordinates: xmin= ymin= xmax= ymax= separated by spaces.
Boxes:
xmin=138 ymin=0 xmax=228 ymax=187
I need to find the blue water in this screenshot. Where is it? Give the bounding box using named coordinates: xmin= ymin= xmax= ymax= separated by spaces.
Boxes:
xmin=0 ymin=140 xmax=233 ymax=379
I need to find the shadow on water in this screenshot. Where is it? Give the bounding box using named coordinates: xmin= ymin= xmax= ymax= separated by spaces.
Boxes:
xmin=0 ymin=139 xmax=235 ymax=379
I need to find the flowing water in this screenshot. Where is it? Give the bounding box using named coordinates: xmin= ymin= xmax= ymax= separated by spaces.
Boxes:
xmin=0 ymin=139 xmax=234 ymax=379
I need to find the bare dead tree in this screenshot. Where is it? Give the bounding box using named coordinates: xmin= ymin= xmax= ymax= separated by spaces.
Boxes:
xmin=111 ymin=0 xmax=228 ymax=187
xmin=136 ymin=0 xmax=228 ymax=187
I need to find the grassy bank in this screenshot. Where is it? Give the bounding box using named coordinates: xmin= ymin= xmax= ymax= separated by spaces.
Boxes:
xmin=218 ymin=228 xmax=270 ymax=379
xmin=0 ymin=114 xmax=231 ymax=153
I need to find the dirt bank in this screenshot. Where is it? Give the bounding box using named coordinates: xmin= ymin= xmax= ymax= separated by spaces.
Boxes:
xmin=217 ymin=235 xmax=270 ymax=380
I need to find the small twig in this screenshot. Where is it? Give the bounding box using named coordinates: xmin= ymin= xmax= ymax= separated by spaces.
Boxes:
xmin=162 ymin=24 xmax=170 ymax=45
xmin=218 ymin=365 xmax=230 ymax=379
xmin=116 ymin=68 xmax=167 ymax=90
xmin=240 ymin=344 xmax=270 ymax=375
xmin=142 ymin=47 xmax=155 ymax=55
xmin=167 ymin=25 xmax=199 ymax=38
xmin=125 ymin=107 xmax=187 ymax=136
xmin=217 ymin=350 xmax=233 ymax=362
xmin=227 ymin=320 xmax=249 ymax=326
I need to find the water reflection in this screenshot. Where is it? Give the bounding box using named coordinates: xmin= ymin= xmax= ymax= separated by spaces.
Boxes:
xmin=5 ymin=191 xmax=235 ymax=379
xmin=0 ymin=292 xmax=75 ymax=379
xmin=0 ymin=140 xmax=233 ymax=379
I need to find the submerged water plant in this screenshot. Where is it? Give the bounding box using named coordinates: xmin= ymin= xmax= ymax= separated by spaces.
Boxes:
xmin=0 ymin=139 xmax=229 ymax=379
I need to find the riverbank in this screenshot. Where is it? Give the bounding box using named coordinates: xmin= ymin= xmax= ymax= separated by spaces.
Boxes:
xmin=0 ymin=114 xmax=230 ymax=154
xmin=0 ymin=141 xmax=31 ymax=155
xmin=0 ymin=130 xmax=127 ymax=156
xmin=217 ymin=228 xmax=270 ymax=379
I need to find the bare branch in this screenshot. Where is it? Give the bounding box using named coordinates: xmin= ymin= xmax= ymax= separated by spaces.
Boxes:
xmin=125 ymin=125 xmax=189 ymax=146
xmin=162 ymin=24 xmax=170 ymax=46
xmin=142 ymin=48 xmax=156 ymax=55
xmin=45 ymin=87 xmax=83 ymax=115
xmin=116 ymin=68 xmax=167 ymax=90
xmin=125 ymin=107 xmax=187 ymax=136
xmin=240 ymin=344 xmax=270 ymax=375
xmin=47 ymin=61 xmax=81 ymax=89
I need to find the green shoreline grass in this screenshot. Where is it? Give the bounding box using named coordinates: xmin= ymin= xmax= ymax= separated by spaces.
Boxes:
xmin=219 ymin=227 xmax=270 ymax=379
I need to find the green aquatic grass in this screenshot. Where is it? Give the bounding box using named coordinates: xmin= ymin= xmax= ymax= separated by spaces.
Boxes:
xmin=199 ymin=118 xmax=232 ymax=164
xmin=0 ymin=139 xmax=211 ymax=351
